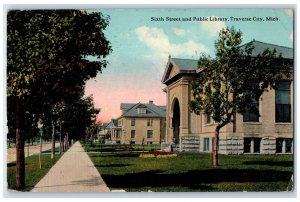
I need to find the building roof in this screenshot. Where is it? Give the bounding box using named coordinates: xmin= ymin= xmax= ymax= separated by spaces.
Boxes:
xmin=161 ymin=57 xmax=198 ymax=84
xmin=162 ymin=41 xmax=293 ymax=84
xmin=240 ymin=40 xmax=293 ymax=59
xmin=120 ymin=103 xmax=135 ymax=110
xmin=158 ymin=105 xmax=167 ymax=111
xmin=120 ymin=102 xmax=166 ymax=118
xmin=102 ymin=122 xmax=110 ymax=129
xmin=171 ymin=58 xmax=198 ymax=71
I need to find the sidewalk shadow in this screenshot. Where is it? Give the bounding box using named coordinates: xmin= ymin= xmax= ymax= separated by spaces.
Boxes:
xmin=243 ymin=161 xmax=293 ymax=167
xmin=101 ymin=168 xmax=292 ymax=191
xmin=90 ymin=153 xmax=139 ymax=158
xmin=72 ymin=178 xmax=104 ymax=186
xmin=95 ymin=163 xmax=132 ymax=168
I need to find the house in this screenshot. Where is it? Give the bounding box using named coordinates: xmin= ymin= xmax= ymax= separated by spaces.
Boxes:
xmin=108 ymin=119 xmax=121 ymax=144
xmin=115 ymin=101 xmax=166 ymax=144
xmin=161 ymin=40 xmax=293 ymax=154
xmin=97 ymin=122 xmax=110 ymax=140
xmin=97 ymin=120 xmax=119 ymax=142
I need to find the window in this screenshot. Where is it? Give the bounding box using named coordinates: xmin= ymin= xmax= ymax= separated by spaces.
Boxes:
xmin=243 ymin=138 xmax=261 ymax=153
xmin=244 ymin=138 xmax=251 ymax=153
xmin=147 ymin=130 xmax=153 ymax=138
xmin=118 ymin=120 xmax=122 ymax=127
xmin=137 ymin=108 xmax=146 ymax=114
xmin=276 ymin=138 xmax=293 ymax=153
xmin=276 ymin=81 xmax=291 ymax=123
xmin=276 ymin=138 xmax=283 ymax=153
xmin=130 ymin=141 xmax=135 ymax=145
xmin=147 ymin=119 xmax=153 ymax=127
xmin=286 ymin=138 xmax=293 ymax=153
xmin=253 ymin=138 xmax=261 ymax=153
xmin=206 ymin=114 xmax=211 ymax=124
xmin=131 ymin=130 xmax=135 ymax=139
xmin=131 ymin=119 xmax=135 ymax=126
xmin=204 ymin=138 xmax=209 ymax=151
xmin=243 ymin=99 xmax=259 ymax=122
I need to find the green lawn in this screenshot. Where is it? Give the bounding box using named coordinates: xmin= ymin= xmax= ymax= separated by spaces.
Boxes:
xmin=85 ymin=144 xmax=293 ymax=192
xmin=7 ymin=153 xmax=62 ymax=191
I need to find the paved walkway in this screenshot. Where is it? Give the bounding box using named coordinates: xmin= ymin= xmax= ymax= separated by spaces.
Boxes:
xmin=31 ymin=141 xmax=110 ymax=192
xmin=7 ymin=143 xmax=60 ymax=164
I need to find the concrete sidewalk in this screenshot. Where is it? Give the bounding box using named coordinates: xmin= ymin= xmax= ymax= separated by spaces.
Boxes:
xmin=31 ymin=141 xmax=110 ymax=192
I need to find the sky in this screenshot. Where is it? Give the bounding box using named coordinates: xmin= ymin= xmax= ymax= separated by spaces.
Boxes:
xmin=84 ymin=8 xmax=293 ymax=123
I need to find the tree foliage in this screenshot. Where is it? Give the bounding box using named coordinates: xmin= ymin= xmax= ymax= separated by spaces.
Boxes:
xmin=7 ymin=10 xmax=111 ymax=99
xmin=7 ymin=9 xmax=111 ymax=138
xmin=60 ymin=94 xmax=100 ymax=141
xmin=7 ymin=10 xmax=111 ymax=188
xmin=190 ymin=27 xmax=291 ymax=166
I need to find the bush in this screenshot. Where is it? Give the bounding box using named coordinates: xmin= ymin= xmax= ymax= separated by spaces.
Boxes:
xmin=139 ymin=151 xmax=177 ymax=158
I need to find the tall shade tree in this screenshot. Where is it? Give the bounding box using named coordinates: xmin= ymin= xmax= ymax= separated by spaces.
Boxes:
xmin=190 ymin=27 xmax=292 ymax=166
xmin=58 ymin=94 xmax=100 ymax=142
xmin=7 ymin=10 xmax=111 ymax=189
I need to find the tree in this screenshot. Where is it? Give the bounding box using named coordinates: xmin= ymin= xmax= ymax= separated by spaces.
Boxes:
xmin=190 ymin=27 xmax=291 ymax=166
xmin=48 ymin=101 xmax=67 ymax=159
xmin=7 ymin=10 xmax=111 ymax=189
xmin=59 ymin=94 xmax=100 ymax=142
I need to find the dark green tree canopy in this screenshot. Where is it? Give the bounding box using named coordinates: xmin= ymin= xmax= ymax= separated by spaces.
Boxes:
xmin=190 ymin=27 xmax=291 ymax=125
xmin=190 ymin=27 xmax=292 ymax=166
xmin=7 ymin=10 xmax=112 ymax=188
xmin=7 ymin=9 xmax=112 ymax=133
xmin=7 ymin=10 xmax=112 ymax=101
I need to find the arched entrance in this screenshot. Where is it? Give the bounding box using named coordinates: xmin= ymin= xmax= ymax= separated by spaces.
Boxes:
xmin=172 ymin=98 xmax=180 ymax=144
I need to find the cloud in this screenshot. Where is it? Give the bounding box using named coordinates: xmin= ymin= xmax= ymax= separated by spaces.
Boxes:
xmin=201 ymin=16 xmax=226 ymax=36
xmin=135 ymin=26 xmax=209 ymax=73
xmin=173 ymin=28 xmax=185 ymax=36
xmin=135 ymin=26 xmax=208 ymax=59
xmin=135 ymin=26 xmax=170 ymax=53
xmin=289 ymin=32 xmax=293 ymax=42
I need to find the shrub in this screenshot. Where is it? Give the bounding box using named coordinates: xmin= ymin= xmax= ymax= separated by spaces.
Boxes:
xmin=139 ymin=153 xmax=155 ymax=158
xmin=139 ymin=151 xmax=177 ymax=158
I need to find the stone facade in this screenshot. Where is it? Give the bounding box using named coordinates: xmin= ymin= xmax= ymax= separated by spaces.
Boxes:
xmin=162 ymin=42 xmax=293 ymax=155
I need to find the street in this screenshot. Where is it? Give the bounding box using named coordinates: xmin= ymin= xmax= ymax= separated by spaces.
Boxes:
xmin=7 ymin=142 xmax=60 ymax=164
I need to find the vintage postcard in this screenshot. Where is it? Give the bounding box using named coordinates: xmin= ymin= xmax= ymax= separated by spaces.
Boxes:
xmin=5 ymin=6 xmax=294 ymax=195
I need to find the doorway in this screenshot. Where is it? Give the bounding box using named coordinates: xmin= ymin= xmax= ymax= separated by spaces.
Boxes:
xmin=172 ymin=98 xmax=180 ymax=144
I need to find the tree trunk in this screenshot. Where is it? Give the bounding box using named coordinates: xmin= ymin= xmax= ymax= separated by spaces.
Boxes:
xmin=51 ymin=122 xmax=55 ymax=160
xmin=27 ymin=139 xmax=29 ymax=157
xmin=15 ymin=97 xmax=25 ymax=189
xmin=63 ymin=135 xmax=66 ymax=152
xmin=59 ymin=123 xmax=62 ymax=155
xmin=39 ymin=132 xmax=42 ymax=169
xmin=212 ymin=126 xmax=220 ymax=166
xmin=65 ymin=133 xmax=68 ymax=149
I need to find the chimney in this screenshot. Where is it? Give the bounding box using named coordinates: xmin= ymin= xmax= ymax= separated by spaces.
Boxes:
xmin=149 ymin=100 xmax=154 ymax=105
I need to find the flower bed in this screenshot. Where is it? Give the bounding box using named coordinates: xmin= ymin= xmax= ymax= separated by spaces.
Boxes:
xmin=139 ymin=151 xmax=177 ymax=158
xmin=115 ymin=146 xmax=134 ymax=151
